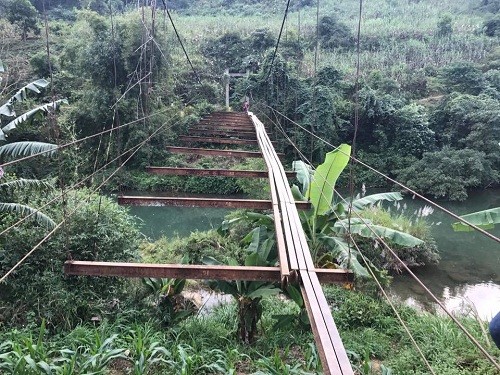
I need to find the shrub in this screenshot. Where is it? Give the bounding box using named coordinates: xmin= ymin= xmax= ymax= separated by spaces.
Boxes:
xmin=0 ymin=188 xmax=142 ymax=330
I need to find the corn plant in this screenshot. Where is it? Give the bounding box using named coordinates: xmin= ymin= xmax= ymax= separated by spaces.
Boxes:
xmin=124 ymin=323 xmax=172 ymax=375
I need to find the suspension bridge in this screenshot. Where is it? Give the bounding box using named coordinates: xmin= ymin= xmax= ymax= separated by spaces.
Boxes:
xmin=64 ymin=111 xmax=356 ymax=375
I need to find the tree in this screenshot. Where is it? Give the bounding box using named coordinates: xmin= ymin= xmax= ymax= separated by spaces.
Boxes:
xmin=396 ymin=148 xmax=497 ymax=201
xmin=6 ymin=0 xmax=40 ymax=41
xmin=430 ymin=93 xmax=500 ymax=172
xmin=207 ymin=225 xmax=280 ymax=344
xmin=436 ymin=14 xmax=453 ymax=37
xmin=318 ymin=15 xmax=354 ymax=51
xmin=439 ymin=62 xmax=486 ymax=95
xmin=0 ymin=189 xmax=142 ymax=329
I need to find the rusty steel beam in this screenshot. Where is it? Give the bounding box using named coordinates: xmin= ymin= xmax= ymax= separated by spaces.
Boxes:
xmin=166 ymin=146 xmax=262 ymax=158
xmin=145 ymin=167 xmax=296 ymax=178
xmin=189 ymin=128 xmax=256 ymax=140
xmin=64 ymin=261 xmax=353 ymax=284
xmin=118 ymin=196 xmax=311 ymax=210
xmin=179 ymin=136 xmax=261 ymax=146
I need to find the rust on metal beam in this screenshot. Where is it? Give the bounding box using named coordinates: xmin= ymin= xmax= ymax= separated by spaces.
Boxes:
xmin=166 ymin=146 xmax=266 ymax=158
xmin=145 ymin=167 xmax=295 ymax=178
xmin=118 ymin=196 xmax=311 ymax=210
xmin=179 ymin=136 xmax=263 ymax=146
xmin=300 ymin=270 xmax=354 ymax=374
xmin=189 ymin=129 xmax=257 ymax=138
xmin=64 ymin=261 xmax=352 ymax=284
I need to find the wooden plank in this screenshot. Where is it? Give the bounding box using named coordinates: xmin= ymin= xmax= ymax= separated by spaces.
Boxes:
xmin=166 ymin=146 xmax=263 ymax=158
xmin=300 ymin=270 xmax=354 ymax=374
xmin=145 ymin=167 xmax=295 ymax=178
xmin=64 ymin=261 xmax=352 ymax=283
xmin=179 ymin=136 xmax=262 ymax=146
xmin=267 ymin=166 xmax=290 ymax=281
xmin=254 ymin=124 xmax=300 ymax=271
xmin=118 ymin=196 xmax=311 ymax=210
xmin=255 ymin=120 xmax=305 ymax=270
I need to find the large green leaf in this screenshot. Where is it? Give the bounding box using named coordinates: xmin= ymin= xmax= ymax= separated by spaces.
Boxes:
xmin=0 ymin=141 xmax=57 ymax=159
xmin=0 ymin=203 xmax=55 ymax=229
xmin=306 ymin=144 xmax=351 ymax=216
xmin=246 ymin=284 xmax=280 ymax=299
xmin=452 ymin=207 xmax=500 ymax=232
xmin=0 ymin=99 xmax=68 ymax=140
xmin=350 ymin=192 xmax=403 ymax=211
xmin=291 ymin=184 xmax=305 ymax=201
xmin=0 ymin=178 xmax=54 ymax=192
xmin=0 ymin=79 xmax=50 ymax=117
xmin=319 ymin=235 xmax=370 ymax=278
xmin=335 ymin=221 xmax=424 ymax=247
xmin=292 ymin=160 xmax=313 ymax=194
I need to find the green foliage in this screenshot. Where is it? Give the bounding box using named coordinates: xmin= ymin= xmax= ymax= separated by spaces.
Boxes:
xmin=0 ymin=188 xmax=142 ymax=329
xmin=437 ymin=14 xmax=453 ymax=38
xmin=452 ymin=207 xmax=500 ymax=232
xmin=206 ymin=225 xmax=280 ymax=344
xmin=483 ymin=15 xmax=500 ymax=37
xmin=6 ymin=0 xmax=40 ymax=41
xmin=439 ymin=62 xmax=486 ymax=95
xmin=397 ymin=148 xmax=498 ymax=201
xmin=318 ymin=15 xmax=354 ymax=51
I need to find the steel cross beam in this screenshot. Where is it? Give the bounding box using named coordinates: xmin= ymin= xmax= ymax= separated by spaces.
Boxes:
xmin=64 ymin=261 xmax=353 ymax=284
xmin=117 ymin=196 xmax=311 ymax=210
xmin=145 ymin=167 xmax=296 ymax=178
xmin=166 ymin=146 xmax=269 ymax=158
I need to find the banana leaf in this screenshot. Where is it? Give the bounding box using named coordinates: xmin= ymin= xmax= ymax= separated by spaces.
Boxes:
xmin=452 ymin=207 xmax=500 ymax=232
xmin=0 ymin=203 xmax=55 ymax=229
xmin=349 ymin=192 xmax=403 ymax=211
xmin=317 ymin=234 xmax=369 ymax=278
xmin=0 ymin=141 xmax=57 ymax=159
xmin=292 ymin=160 xmax=313 ymax=193
xmin=334 ymin=221 xmax=423 ymax=247
xmin=306 ymin=144 xmax=351 ymax=216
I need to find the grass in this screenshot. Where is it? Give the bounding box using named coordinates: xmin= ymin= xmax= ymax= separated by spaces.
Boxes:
xmin=2 ymin=287 xmax=498 ymax=374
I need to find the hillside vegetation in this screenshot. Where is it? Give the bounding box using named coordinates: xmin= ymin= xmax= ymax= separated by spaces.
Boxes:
xmin=0 ymin=0 xmax=499 ymax=374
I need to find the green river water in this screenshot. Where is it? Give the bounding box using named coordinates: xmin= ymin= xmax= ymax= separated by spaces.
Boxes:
xmin=127 ymin=189 xmax=500 ymax=320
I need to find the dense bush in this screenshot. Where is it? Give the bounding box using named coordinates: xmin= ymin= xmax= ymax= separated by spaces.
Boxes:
xmin=0 ymin=188 xmax=142 ymax=329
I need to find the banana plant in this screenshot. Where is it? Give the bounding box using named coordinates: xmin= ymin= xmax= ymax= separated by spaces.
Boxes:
xmin=292 ymin=144 xmax=423 ymax=278
xmin=452 ymin=207 xmax=500 ymax=232
xmin=205 ymin=225 xmax=280 ymax=344
xmin=0 ymin=71 xmax=66 ymax=229
xmin=141 ymin=272 xmax=195 ymax=326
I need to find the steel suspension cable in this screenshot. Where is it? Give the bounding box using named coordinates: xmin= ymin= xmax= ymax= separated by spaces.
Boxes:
xmin=348 ymin=0 xmax=364 ymax=270
xmin=265 ymin=0 xmax=292 ymax=81
xmin=265 ymin=105 xmax=500 ymax=244
xmin=0 ymin=108 xmax=173 ymax=169
xmin=263 ymin=107 xmax=500 ymax=369
xmin=161 ymin=0 xmax=202 ymax=85
xmin=0 ymin=116 xmax=179 ymax=284
xmin=0 ymin=141 xmax=144 ymax=238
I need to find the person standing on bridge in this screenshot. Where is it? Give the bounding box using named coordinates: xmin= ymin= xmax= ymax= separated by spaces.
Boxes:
xmin=242 ymin=97 xmax=250 ymax=113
